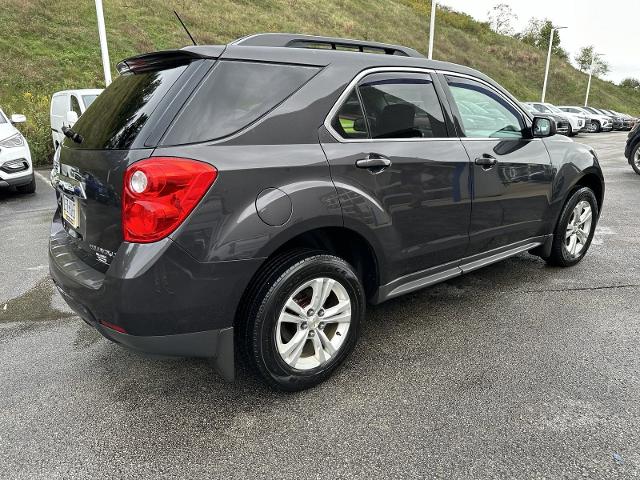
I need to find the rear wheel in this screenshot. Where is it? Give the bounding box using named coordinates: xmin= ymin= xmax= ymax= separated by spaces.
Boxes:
xmin=631 ymin=144 xmax=640 ymax=176
xmin=17 ymin=174 xmax=36 ymax=194
xmin=240 ymin=249 xmax=365 ymax=391
xmin=544 ymin=187 xmax=598 ymax=267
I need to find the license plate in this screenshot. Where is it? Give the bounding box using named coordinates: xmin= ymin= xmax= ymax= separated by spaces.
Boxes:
xmin=62 ymin=194 xmax=79 ymax=229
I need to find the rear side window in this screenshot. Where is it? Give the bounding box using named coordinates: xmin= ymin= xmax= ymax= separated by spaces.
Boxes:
xmin=68 ymin=65 xmax=187 ymax=149
xmin=51 ymin=95 xmax=68 ymax=115
xmin=162 ymin=61 xmax=320 ymax=145
xmin=70 ymin=96 xmax=82 ymax=116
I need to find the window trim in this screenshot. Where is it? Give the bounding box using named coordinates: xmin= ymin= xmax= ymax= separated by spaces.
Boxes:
xmin=324 ymin=67 xmax=456 ymax=143
xmin=441 ymin=71 xmax=531 ymax=140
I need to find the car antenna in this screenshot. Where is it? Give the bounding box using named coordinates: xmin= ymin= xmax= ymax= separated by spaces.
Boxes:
xmin=174 ymin=10 xmax=197 ymax=46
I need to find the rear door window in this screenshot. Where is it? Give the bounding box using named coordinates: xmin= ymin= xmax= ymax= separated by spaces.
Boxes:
xmin=70 ymin=96 xmax=82 ymax=116
xmin=162 ymin=61 xmax=320 ymax=145
xmin=358 ymin=72 xmax=447 ymax=139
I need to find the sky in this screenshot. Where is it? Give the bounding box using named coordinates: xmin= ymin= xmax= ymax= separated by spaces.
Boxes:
xmin=437 ymin=0 xmax=639 ymax=84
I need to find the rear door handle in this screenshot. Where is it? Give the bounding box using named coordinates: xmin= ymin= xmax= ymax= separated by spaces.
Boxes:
xmin=474 ymin=154 xmax=497 ymax=168
xmin=356 ymin=154 xmax=392 ymax=172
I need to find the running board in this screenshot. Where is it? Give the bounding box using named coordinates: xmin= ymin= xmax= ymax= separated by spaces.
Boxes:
xmin=373 ymin=237 xmax=550 ymax=303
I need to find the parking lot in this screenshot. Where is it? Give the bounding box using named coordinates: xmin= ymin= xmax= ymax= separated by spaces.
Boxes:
xmin=1 ymin=132 xmax=638 ymax=479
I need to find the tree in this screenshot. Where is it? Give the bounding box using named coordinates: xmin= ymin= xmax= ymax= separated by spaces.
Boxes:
xmin=620 ymin=78 xmax=640 ymax=90
xmin=488 ymin=3 xmax=517 ymax=35
xmin=518 ymin=18 xmax=565 ymax=57
xmin=574 ymin=46 xmax=610 ymax=77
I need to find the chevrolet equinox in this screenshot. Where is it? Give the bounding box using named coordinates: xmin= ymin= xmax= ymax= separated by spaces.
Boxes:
xmin=49 ymin=34 xmax=605 ymax=391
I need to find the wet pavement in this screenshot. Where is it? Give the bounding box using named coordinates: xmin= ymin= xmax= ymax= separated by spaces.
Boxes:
xmin=1 ymin=132 xmax=639 ymax=479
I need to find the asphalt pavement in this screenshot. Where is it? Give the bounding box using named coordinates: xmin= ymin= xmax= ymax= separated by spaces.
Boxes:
xmin=1 ymin=132 xmax=639 ymax=479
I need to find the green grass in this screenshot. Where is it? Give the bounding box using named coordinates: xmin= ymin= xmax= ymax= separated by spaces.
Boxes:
xmin=1 ymin=0 xmax=639 ymax=166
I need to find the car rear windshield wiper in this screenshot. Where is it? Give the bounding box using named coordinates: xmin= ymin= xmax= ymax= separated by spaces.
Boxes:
xmin=62 ymin=125 xmax=83 ymax=144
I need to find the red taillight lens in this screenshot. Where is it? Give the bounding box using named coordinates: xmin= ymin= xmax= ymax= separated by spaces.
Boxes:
xmin=122 ymin=157 xmax=217 ymax=243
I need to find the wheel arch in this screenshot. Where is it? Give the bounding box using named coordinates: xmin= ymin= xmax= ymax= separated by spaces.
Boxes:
xmin=253 ymin=225 xmax=381 ymax=301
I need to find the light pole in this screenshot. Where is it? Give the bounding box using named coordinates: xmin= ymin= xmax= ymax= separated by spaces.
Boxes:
xmin=428 ymin=1 xmax=437 ymax=60
xmin=585 ymin=51 xmax=603 ymax=107
xmin=95 ymin=0 xmax=112 ymax=86
xmin=541 ymin=26 xmax=567 ymax=102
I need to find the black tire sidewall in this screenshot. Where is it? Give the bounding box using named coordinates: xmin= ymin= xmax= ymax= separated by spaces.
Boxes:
xmin=551 ymin=187 xmax=599 ymax=266
xmin=631 ymin=144 xmax=640 ymax=176
xmin=253 ymin=255 xmax=364 ymax=391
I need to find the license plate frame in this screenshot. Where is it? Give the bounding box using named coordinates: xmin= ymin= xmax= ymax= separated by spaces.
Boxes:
xmin=62 ymin=193 xmax=80 ymax=229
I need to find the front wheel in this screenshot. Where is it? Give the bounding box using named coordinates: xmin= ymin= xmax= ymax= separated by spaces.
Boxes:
xmin=545 ymin=187 xmax=599 ymax=267
xmin=631 ymin=144 xmax=640 ymax=176
xmin=241 ymin=250 xmax=365 ymax=391
xmin=591 ymin=121 xmax=601 ymax=133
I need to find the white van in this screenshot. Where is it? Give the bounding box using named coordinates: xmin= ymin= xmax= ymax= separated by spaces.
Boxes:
xmin=50 ymin=89 xmax=103 ymax=149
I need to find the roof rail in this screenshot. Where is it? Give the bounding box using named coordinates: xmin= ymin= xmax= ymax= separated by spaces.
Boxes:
xmin=231 ymin=33 xmax=424 ymax=58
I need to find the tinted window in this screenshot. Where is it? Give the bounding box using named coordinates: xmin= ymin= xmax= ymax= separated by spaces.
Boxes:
xmin=532 ymin=103 xmax=551 ymax=113
xmin=0 ymin=111 xmax=6 ymax=124
xmin=163 ymin=61 xmax=319 ymax=145
xmin=51 ymin=95 xmax=68 ymax=115
xmin=447 ymin=76 xmax=524 ymax=139
xmin=82 ymin=95 xmax=98 ymax=109
xmin=69 ymin=65 xmax=187 ymax=149
xmin=331 ymin=89 xmax=368 ymax=139
xmin=70 ymin=96 xmax=82 ymax=116
xmin=358 ymin=72 xmax=447 ymax=138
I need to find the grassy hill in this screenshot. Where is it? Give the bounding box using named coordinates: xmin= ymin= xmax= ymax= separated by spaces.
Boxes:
xmin=2 ymin=0 xmax=639 ymax=166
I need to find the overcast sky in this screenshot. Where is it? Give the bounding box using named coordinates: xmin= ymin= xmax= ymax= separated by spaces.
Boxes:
xmin=437 ymin=0 xmax=639 ymax=84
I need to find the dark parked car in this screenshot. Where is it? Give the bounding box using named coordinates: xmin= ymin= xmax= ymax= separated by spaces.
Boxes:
xmin=625 ymin=121 xmax=640 ymax=174
xmin=49 ymin=34 xmax=605 ymax=390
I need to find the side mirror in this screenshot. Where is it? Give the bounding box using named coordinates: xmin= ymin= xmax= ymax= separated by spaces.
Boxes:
xmin=65 ymin=111 xmax=79 ymax=126
xmin=10 ymin=114 xmax=26 ymax=124
xmin=532 ymin=116 xmax=556 ymax=138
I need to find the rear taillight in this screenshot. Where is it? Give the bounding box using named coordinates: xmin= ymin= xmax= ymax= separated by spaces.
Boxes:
xmin=122 ymin=157 xmax=217 ymax=243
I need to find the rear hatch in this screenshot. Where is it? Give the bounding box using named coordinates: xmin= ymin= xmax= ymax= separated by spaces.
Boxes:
xmin=53 ymin=50 xmax=218 ymax=271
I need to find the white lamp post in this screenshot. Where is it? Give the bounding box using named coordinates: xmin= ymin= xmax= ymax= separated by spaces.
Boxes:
xmin=95 ymin=0 xmax=112 ymax=86
xmin=584 ymin=52 xmax=603 ymax=107
xmin=541 ymin=26 xmax=567 ymax=102
xmin=428 ymin=1 xmax=437 ymax=60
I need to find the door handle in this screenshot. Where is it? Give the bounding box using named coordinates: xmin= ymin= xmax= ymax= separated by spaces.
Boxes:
xmin=474 ymin=154 xmax=497 ymax=168
xmin=356 ymin=154 xmax=392 ymax=173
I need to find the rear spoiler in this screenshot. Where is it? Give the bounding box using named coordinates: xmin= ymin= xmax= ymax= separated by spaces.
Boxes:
xmin=116 ymin=46 xmax=225 ymax=74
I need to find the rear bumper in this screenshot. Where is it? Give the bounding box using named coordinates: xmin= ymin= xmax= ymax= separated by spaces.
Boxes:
xmin=49 ymin=211 xmax=263 ymax=380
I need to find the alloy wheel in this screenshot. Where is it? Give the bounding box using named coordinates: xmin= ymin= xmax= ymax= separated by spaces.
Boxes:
xmin=276 ymin=277 xmax=351 ymax=370
xmin=634 ymin=147 xmax=640 ymax=169
xmin=564 ymin=200 xmax=593 ymax=258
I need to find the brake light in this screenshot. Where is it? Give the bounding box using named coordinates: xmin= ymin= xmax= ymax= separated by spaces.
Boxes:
xmin=122 ymin=157 xmax=217 ymax=243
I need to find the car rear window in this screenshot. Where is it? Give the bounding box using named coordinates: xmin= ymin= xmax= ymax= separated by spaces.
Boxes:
xmin=68 ymin=65 xmax=187 ymax=149
xmin=161 ymin=60 xmax=320 ymax=145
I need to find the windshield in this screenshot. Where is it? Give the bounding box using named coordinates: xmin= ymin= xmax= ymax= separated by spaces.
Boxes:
xmin=0 ymin=110 xmax=6 ymax=124
xmin=82 ymin=95 xmax=99 ymax=109
xmin=546 ymin=104 xmax=563 ymax=114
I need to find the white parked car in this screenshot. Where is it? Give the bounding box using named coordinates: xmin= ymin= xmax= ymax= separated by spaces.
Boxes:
xmin=0 ymin=108 xmax=34 ymax=193
xmin=525 ymin=102 xmax=587 ymax=136
xmin=558 ymin=105 xmax=613 ymax=133
xmin=50 ymin=89 xmax=102 ymax=149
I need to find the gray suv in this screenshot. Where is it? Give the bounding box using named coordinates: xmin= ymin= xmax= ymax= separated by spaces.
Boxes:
xmin=49 ymin=34 xmax=605 ymax=390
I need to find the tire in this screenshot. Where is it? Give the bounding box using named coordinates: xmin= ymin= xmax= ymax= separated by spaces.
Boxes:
xmin=631 ymin=143 xmax=640 ymax=176
xmin=545 ymin=187 xmax=599 ymax=267
xmin=240 ymin=249 xmax=365 ymax=391
xmin=592 ymin=120 xmax=601 ymax=133
xmin=567 ymin=124 xmax=574 ymax=137
xmin=16 ymin=174 xmax=36 ymax=194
